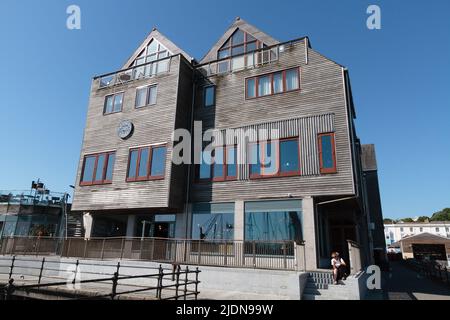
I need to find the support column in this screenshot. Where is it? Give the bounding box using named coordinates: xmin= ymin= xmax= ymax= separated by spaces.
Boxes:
xmin=234 ymin=200 xmax=244 ymax=241
xmin=126 ymin=215 xmax=136 ymax=238
xmin=175 ymin=204 xmax=191 ymax=239
xmin=83 ymin=212 xmax=93 ymax=239
xmin=302 ymin=197 xmax=317 ymax=271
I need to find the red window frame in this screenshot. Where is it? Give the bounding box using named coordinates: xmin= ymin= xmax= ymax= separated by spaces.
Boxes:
xmin=126 ymin=145 xmax=167 ymax=182
xmin=80 ymin=151 xmax=115 ymax=186
xmin=318 ymin=133 xmax=337 ymax=174
xmin=249 ymin=137 xmax=301 ymax=179
xmin=103 ymin=92 xmax=124 ymax=115
xmin=245 ymin=67 xmax=301 ymax=99
xmin=196 ymin=145 xmax=238 ymax=182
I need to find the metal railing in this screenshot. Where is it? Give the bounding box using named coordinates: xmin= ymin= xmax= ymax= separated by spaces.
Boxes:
xmin=0 ymin=236 xmax=305 ymax=271
xmin=347 ymin=240 xmax=362 ymax=275
xmin=195 ymin=37 xmax=307 ymax=77
xmin=0 ymin=255 xmax=200 ymax=300
xmin=405 ymin=259 xmax=450 ymax=286
xmin=96 ymin=56 xmax=172 ymax=89
xmin=0 ymin=190 xmax=66 ymax=207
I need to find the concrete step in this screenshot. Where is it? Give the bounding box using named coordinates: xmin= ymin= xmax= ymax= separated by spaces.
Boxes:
xmin=305 ymin=282 xmax=328 ymax=290
xmin=308 ymin=277 xmax=334 ymax=285
xmin=302 ymin=293 xmax=352 ymax=300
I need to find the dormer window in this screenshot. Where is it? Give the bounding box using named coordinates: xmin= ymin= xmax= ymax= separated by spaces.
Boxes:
xmin=217 ymin=29 xmax=263 ymax=73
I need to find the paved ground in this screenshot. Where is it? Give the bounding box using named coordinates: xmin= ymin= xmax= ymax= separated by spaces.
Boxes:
xmin=384 ymin=261 xmax=450 ymax=300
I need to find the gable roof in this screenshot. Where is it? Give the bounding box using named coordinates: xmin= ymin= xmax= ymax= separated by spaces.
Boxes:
xmin=122 ymin=28 xmax=192 ymax=69
xmin=199 ymin=17 xmax=279 ymax=64
xmin=394 ymin=232 xmax=450 ymax=246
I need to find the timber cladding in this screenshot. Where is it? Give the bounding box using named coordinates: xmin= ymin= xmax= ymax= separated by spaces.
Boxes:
xmin=72 ymin=26 xmax=358 ymax=212
xmin=72 ymin=55 xmax=193 ymax=211
xmin=190 ymin=41 xmax=354 ymax=203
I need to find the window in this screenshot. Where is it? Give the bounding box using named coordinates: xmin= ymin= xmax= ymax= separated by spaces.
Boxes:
xmin=80 ymin=152 xmax=115 ymax=186
xmin=420 ymin=227 xmax=423 ymax=232
xmin=191 ymin=203 xmax=234 ymax=240
xmin=436 ymin=227 xmax=440 ymax=232
xmin=135 ymin=85 xmax=157 ymax=108
xmin=197 ymin=145 xmax=237 ymax=182
xmin=246 ymin=68 xmax=300 ymax=99
xmin=204 ymin=86 xmax=216 ymax=107
xmin=126 ymin=145 xmax=167 ymax=182
xmin=410 ymin=227 xmax=413 ymax=232
xmin=217 ymin=29 xmax=263 ymax=73
xmin=249 ymin=138 xmax=300 ymax=179
xmin=131 ymin=40 xmax=171 ymax=78
xmin=400 ymin=227 xmax=404 ymax=232
xmin=244 ymin=200 xmax=303 ymax=242
xmin=104 ymin=93 xmax=124 ymax=114
xmin=318 ymin=133 xmax=337 ymax=174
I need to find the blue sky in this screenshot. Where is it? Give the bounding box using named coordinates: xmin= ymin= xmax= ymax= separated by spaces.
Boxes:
xmin=0 ymin=0 xmax=449 ymax=219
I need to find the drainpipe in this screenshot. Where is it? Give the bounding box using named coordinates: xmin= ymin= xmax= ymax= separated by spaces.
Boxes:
xmin=183 ymin=58 xmax=197 ymax=239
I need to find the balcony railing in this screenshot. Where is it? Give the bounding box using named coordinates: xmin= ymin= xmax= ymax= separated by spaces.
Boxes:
xmin=96 ymin=56 xmax=172 ymax=89
xmin=0 ymin=190 xmax=66 ymax=207
xmin=0 ymin=236 xmax=306 ymax=271
xmin=196 ymin=37 xmax=307 ymax=77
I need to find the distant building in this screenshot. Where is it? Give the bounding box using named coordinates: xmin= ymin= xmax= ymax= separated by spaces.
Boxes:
xmin=384 ymin=222 xmax=450 ymax=246
xmin=0 ymin=189 xmax=69 ymax=238
xmin=390 ymin=232 xmax=450 ymax=263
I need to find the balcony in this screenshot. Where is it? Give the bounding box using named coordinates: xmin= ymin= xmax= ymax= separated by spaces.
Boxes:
xmin=0 ymin=190 xmax=67 ymax=208
xmin=96 ymin=56 xmax=173 ymax=89
xmin=196 ymin=37 xmax=307 ymax=77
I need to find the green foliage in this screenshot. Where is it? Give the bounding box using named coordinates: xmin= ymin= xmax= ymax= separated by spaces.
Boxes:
xmin=416 ymin=216 xmax=429 ymax=222
xmin=430 ymin=208 xmax=450 ymax=221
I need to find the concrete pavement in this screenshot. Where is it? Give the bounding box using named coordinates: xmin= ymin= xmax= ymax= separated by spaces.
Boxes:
xmin=385 ymin=261 xmax=450 ymax=300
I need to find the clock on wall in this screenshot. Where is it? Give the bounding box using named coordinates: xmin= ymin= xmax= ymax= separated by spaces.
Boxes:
xmin=117 ymin=120 xmax=134 ymax=140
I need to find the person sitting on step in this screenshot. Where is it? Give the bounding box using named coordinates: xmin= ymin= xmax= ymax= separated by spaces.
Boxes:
xmin=331 ymin=252 xmax=347 ymax=284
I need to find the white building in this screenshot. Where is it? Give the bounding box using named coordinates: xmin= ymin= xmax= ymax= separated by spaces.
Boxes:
xmin=384 ymin=222 xmax=450 ymax=246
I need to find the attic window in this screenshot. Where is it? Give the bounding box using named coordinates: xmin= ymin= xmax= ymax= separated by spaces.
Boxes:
xmin=217 ymin=29 xmax=263 ymax=73
xmin=134 ymin=40 xmax=170 ymax=66
xmin=132 ymin=40 xmax=171 ymax=78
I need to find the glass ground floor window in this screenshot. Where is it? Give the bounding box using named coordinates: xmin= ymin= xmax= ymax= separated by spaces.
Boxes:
xmin=135 ymin=214 xmax=176 ymax=239
xmin=191 ymin=203 xmax=234 ymax=240
xmin=0 ymin=214 xmax=60 ymax=237
xmin=244 ymin=200 xmax=303 ymax=242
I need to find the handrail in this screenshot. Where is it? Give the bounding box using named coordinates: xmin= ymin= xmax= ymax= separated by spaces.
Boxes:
xmin=194 ymin=36 xmax=308 ymax=69
xmin=0 ymin=257 xmax=201 ymax=300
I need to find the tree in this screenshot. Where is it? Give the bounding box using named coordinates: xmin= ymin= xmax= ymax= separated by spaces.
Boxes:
xmin=430 ymin=208 xmax=450 ymax=221
xmin=416 ymin=216 xmax=429 ymax=222
xmin=400 ymin=218 xmax=414 ymax=223
xmin=383 ymin=218 xmax=395 ymax=224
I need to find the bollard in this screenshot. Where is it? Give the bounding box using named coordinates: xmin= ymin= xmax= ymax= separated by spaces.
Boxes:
xmin=111 ymin=272 xmax=119 ymax=300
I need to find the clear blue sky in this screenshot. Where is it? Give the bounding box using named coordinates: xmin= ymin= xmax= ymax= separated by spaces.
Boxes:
xmin=0 ymin=0 xmax=449 ymax=219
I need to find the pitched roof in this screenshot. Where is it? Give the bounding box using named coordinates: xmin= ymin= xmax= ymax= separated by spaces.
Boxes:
xmin=122 ymin=28 xmax=192 ymax=69
xmin=199 ymin=17 xmax=280 ymax=64
xmin=395 ymin=232 xmax=450 ymax=245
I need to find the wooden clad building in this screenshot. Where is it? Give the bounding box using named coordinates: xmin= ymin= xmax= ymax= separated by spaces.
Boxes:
xmin=71 ymin=18 xmax=384 ymax=269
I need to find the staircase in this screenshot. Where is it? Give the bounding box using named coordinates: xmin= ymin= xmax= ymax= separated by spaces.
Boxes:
xmin=302 ymin=271 xmax=355 ymax=300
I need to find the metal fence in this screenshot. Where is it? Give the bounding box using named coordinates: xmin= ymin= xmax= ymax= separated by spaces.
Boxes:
xmin=405 ymin=259 xmax=450 ymax=286
xmin=0 ymin=255 xmax=200 ymax=300
xmin=0 ymin=236 xmax=305 ymax=271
